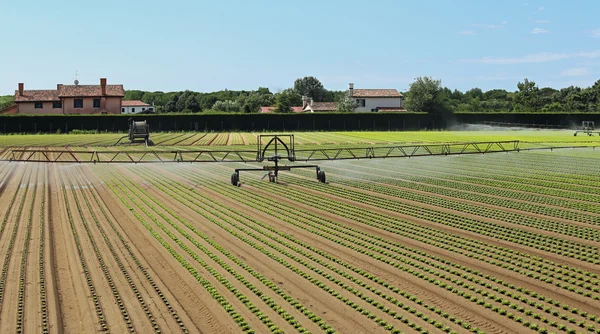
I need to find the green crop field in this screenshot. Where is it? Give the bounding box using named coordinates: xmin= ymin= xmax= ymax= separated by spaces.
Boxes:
xmin=0 ymin=130 xmax=599 ymax=333
xmin=1 ymin=129 xmax=600 ymax=149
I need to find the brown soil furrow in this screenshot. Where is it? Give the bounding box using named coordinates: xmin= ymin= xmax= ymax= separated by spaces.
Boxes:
xmin=134 ymin=168 xmax=398 ymax=334
xmin=278 ymin=179 xmax=600 ymax=311
xmin=170 ymin=133 xmax=198 ymax=146
xmin=286 ymin=174 xmax=600 ymax=274
xmin=61 ymin=174 xmax=130 ymax=332
xmin=75 ymin=166 xmax=195 ymax=333
xmin=232 ymin=183 xmax=538 ymax=334
xmin=24 ymin=169 xmax=44 ymax=333
xmin=0 ymin=167 xmax=35 ymax=333
xmin=205 ymin=133 xmax=219 ymax=146
xmin=91 ymin=168 xmax=248 ymax=333
xmin=189 ymin=133 xmax=208 ymax=146
xmin=51 ymin=165 xmax=106 ymax=333
xmin=161 ymin=166 xmax=517 ymax=334
xmin=45 ymin=171 xmax=63 ymax=333
xmin=108 ymin=170 xmax=310 ymax=334
xmin=65 ymin=167 xmax=159 ymax=333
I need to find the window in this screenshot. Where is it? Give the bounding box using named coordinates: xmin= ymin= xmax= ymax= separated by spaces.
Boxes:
xmin=371 ymin=108 xmax=378 ymax=112
xmin=142 ymin=108 xmax=146 ymax=111
xmin=122 ymin=108 xmax=125 ymax=113
xmin=74 ymin=99 xmax=83 ymax=108
xmin=356 ymin=99 xmax=366 ymax=107
xmin=149 ymin=107 xmax=154 ymax=111
xmin=34 ymin=102 xmax=43 ymax=109
xmin=93 ymin=99 xmax=100 ymax=108
xmin=132 ymin=108 xmax=135 ymax=113
xmin=53 ymin=102 xmax=62 ymax=109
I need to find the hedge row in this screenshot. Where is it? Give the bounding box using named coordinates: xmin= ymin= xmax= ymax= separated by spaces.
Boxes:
xmin=0 ymin=113 xmax=599 ymax=133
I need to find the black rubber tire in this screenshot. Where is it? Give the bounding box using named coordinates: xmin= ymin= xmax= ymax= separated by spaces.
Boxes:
xmin=316 ymin=166 xmax=321 ymax=178
xmin=318 ymin=171 xmax=326 ymax=183
xmin=231 ymin=173 xmax=239 ymax=186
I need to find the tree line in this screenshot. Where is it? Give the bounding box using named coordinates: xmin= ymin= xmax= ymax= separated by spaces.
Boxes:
xmin=406 ymin=77 xmax=600 ymax=114
xmin=125 ymin=76 xmax=345 ymax=113
xmin=2 ymin=76 xmax=599 ymax=113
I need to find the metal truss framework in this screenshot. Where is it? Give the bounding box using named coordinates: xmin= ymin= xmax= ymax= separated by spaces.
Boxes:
xmin=6 ymin=140 xmax=520 ymax=164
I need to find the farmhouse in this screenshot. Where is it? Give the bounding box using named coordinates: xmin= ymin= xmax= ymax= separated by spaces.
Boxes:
xmin=6 ymin=78 xmax=125 ymax=115
xmin=301 ymin=83 xmax=405 ymax=112
xmin=122 ymin=100 xmax=154 ymax=114
xmin=348 ymin=83 xmax=405 ymax=112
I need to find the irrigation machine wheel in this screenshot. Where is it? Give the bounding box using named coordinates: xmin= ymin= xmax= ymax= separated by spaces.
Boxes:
xmin=231 ymin=172 xmax=239 ymax=186
xmin=316 ymin=166 xmax=321 ymax=178
xmin=318 ymin=170 xmax=326 ymax=183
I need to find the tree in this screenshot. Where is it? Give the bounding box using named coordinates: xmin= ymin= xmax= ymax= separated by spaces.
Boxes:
xmin=405 ymin=76 xmax=446 ymax=114
xmin=293 ymin=76 xmax=326 ymax=102
xmin=212 ymin=100 xmax=241 ymax=112
xmin=185 ymin=95 xmax=201 ymax=113
xmin=274 ymin=90 xmax=294 ymax=113
xmin=514 ymin=78 xmax=540 ymax=111
xmin=336 ymin=94 xmax=358 ymax=112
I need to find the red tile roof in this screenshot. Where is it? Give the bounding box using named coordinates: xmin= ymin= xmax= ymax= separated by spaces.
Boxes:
xmin=14 ymin=90 xmax=60 ymax=102
xmin=351 ymin=89 xmax=403 ymax=98
xmin=0 ymin=104 xmax=17 ymax=114
xmin=260 ymin=106 xmax=303 ymax=113
xmin=122 ymin=100 xmax=150 ymax=107
xmin=305 ymin=102 xmax=337 ymax=111
xmin=58 ymin=85 xmax=125 ymax=97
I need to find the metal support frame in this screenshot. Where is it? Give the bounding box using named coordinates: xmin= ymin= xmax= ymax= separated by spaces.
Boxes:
xmin=6 ymin=140 xmax=520 ymax=164
xmin=4 ymin=136 xmax=521 ymax=187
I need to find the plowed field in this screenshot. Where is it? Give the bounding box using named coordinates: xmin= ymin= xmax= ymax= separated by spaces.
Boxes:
xmin=1 ymin=147 xmax=600 ymax=333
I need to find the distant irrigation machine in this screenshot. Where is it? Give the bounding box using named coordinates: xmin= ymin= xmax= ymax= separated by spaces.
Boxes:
xmin=7 ymin=134 xmax=520 ymax=186
xmin=574 ymin=121 xmax=600 ymax=136
xmin=114 ymin=118 xmax=151 ymax=146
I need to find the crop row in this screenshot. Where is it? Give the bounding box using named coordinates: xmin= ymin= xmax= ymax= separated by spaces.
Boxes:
xmin=132 ymin=166 xmax=454 ymax=334
xmin=216 ymin=171 xmax=599 ymax=332
xmin=38 ymin=166 xmax=49 ymax=333
xmin=0 ymin=166 xmax=33 ymax=317
xmin=316 ymin=168 xmax=600 ymax=243
xmin=16 ymin=167 xmax=39 ymax=333
xmin=71 ymin=168 xmax=189 ymax=331
xmin=326 ymin=162 xmax=600 ymax=223
xmin=389 ymin=157 xmax=600 ymax=197
xmin=65 ymin=167 xmax=163 ymax=332
xmin=277 ymin=173 xmax=600 ymax=299
xmin=138 ymin=166 xmax=480 ymax=334
xmin=57 ymin=169 xmax=109 ymax=331
xmin=192 ymin=166 xmax=591 ymax=333
xmin=102 ymin=167 xmax=329 ymax=334
xmin=100 ymin=168 xmax=259 ymax=333
xmin=286 ymin=174 xmax=600 ymax=264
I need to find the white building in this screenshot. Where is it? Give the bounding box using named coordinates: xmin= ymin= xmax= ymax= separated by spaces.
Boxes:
xmin=121 ymin=100 xmax=154 ymax=114
xmin=348 ymin=83 xmax=405 ymax=112
xmin=301 ymin=83 xmax=405 ymax=113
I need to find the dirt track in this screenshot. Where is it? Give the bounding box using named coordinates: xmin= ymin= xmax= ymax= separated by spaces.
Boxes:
xmin=0 ymin=150 xmax=599 ymax=333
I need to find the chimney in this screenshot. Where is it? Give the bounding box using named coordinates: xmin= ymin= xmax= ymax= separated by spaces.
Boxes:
xmin=100 ymin=78 xmax=107 ymax=95
xmin=57 ymin=84 xmax=63 ymax=90
xmin=348 ymin=83 xmax=354 ymax=96
xmin=302 ymin=95 xmax=309 ymax=108
xmin=18 ymin=83 xmax=24 ymax=96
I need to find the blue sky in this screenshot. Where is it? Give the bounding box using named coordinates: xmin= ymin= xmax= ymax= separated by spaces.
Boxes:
xmin=1 ymin=0 xmax=599 ymax=94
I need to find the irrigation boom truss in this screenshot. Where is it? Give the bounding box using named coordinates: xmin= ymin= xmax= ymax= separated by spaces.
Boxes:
xmin=6 ymin=135 xmax=520 ymax=186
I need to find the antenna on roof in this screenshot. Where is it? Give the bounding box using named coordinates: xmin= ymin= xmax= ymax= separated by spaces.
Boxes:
xmin=74 ymin=70 xmax=79 ymax=86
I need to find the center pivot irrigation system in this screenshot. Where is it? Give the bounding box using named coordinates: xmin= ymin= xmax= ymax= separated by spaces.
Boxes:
xmin=6 ymin=134 xmax=520 ymax=186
